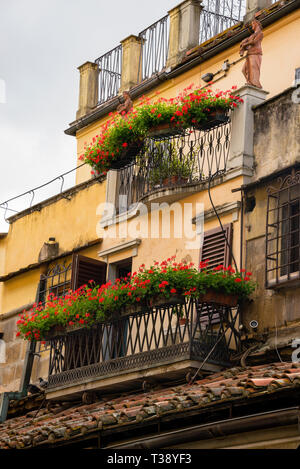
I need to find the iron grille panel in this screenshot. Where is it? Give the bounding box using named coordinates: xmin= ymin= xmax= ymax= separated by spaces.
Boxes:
xmin=117 ymin=120 xmax=231 ymax=214
xmin=200 ymin=0 xmax=245 ymax=44
xmin=95 ymin=45 xmax=122 ymax=105
xmin=138 ymin=15 xmax=169 ymax=83
xmin=47 ymin=298 xmax=241 ymax=390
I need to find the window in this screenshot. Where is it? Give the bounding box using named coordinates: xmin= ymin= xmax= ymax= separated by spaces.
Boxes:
xmin=40 ymin=255 xmax=107 ymax=367
xmin=38 ymin=254 xmax=107 ymax=305
xmin=266 ymin=171 xmax=300 ymax=287
xmin=107 ymin=258 xmax=132 ymax=284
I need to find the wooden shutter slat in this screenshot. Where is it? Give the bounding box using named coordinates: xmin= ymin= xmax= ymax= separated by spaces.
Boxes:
xmin=71 ymin=254 xmax=107 ymax=290
xmin=200 ymin=224 xmax=233 ymax=270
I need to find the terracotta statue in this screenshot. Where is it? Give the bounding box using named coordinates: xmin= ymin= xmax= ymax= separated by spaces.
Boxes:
xmin=240 ymin=19 xmax=263 ymax=89
xmin=117 ymin=91 xmax=133 ymax=116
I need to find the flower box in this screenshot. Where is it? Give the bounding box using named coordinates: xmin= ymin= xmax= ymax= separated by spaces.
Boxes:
xmin=148 ymin=123 xmax=184 ymax=139
xmin=44 ymin=325 xmax=66 ymax=340
xmin=110 ymin=140 xmax=143 ymax=170
xmin=199 ymin=289 xmax=238 ymax=307
xmin=151 ymin=294 xmax=185 ymax=307
xmin=17 ymin=257 xmax=254 ymax=341
xmin=194 ymin=110 xmax=229 ymax=131
xmin=124 ymin=304 xmax=144 ymax=315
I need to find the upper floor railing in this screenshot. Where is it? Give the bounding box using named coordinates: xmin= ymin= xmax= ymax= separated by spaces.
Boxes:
xmin=200 ymin=0 xmax=245 ymax=43
xmin=95 ymin=45 xmax=123 ymax=105
xmin=137 ymin=14 xmax=169 ymax=83
xmin=92 ymin=1 xmax=250 ymax=107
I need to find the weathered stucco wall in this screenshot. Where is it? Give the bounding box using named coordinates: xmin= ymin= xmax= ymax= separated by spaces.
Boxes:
xmin=244 ymin=182 xmax=300 ymax=333
xmin=98 ymin=176 xmax=243 ymax=273
xmin=0 ymin=179 xmax=106 ymax=278
xmin=252 ymin=87 xmax=300 ymax=183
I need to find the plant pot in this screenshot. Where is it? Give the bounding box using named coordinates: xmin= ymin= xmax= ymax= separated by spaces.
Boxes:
xmin=194 ymin=111 xmax=229 ymax=131
xmin=110 ymin=140 xmax=143 ymax=170
xmin=162 ymin=175 xmax=188 ymax=186
xmin=179 ymin=317 xmax=187 ymax=325
xmin=199 ymin=289 xmax=238 ymax=307
xmin=148 ymin=123 xmax=184 ymax=139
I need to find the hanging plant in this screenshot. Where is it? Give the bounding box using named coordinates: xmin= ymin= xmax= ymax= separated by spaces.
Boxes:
xmin=80 ymin=85 xmax=243 ymax=174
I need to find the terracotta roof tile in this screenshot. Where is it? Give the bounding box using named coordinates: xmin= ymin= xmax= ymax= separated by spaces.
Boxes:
xmin=1 ymin=361 xmax=300 ymax=448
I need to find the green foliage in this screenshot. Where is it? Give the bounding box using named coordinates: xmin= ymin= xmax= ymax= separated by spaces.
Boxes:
xmin=16 ymin=258 xmax=255 ymax=341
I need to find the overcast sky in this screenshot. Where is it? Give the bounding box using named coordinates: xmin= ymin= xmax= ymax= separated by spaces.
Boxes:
xmin=0 ymin=0 xmax=176 ymax=231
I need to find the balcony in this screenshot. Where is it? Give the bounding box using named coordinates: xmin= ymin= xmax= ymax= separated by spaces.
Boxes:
xmin=117 ymin=119 xmax=231 ymax=213
xmin=45 ymin=296 xmax=241 ymax=400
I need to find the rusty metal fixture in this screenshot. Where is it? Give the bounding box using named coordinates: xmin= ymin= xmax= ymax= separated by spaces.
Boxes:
xmin=239 ymin=19 xmax=263 ymax=89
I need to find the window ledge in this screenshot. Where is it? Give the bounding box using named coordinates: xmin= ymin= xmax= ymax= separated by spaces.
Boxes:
xmin=267 ymin=271 xmax=300 ymax=289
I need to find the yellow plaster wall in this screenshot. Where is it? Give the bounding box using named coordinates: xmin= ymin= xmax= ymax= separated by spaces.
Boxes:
xmin=75 ymin=10 xmax=300 ymax=185
xmin=98 ymin=176 xmax=243 ymax=272
xmin=1 ymin=269 xmax=41 ymax=315
xmin=2 ymin=180 xmax=106 ymax=277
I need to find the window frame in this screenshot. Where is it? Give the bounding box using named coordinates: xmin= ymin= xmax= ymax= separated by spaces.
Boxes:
xmin=266 ymin=170 xmax=300 ymax=288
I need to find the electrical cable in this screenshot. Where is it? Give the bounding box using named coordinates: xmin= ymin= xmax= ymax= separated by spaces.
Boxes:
xmin=189 ymin=329 xmax=228 ymax=383
xmin=207 ymin=169 xmax=239 ymax=273
xmin=190 ymin=143 xmax=241 ymax=384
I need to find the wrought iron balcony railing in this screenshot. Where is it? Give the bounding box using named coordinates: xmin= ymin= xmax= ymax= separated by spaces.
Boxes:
xmin=47 ymin=297 xmax=241 ymax=392
xmin=137 ymin=14 xmax=169 ymax=83
xmin=117 ymin=119 xmax=231 ymax=213
xmin=200 ymin=0 xmax=245 ymax=44
xmin=95 ymin=45 xmax=123 ymax=105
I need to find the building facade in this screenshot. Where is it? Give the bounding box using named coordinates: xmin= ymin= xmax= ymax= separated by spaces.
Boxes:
xmin=0 ymin=0 xmax=300 ymax=449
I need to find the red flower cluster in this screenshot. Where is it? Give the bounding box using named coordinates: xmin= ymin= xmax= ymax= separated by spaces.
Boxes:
xmin=81 ymin=85 xmax=243 ymax=174
xmin=16 ymin=257 xmax=255 ymax=341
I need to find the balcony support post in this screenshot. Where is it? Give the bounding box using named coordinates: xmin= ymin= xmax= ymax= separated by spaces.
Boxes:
xmin=228 ymin=84 xmax=269 ymax=182
xmin=76 ymin=61 xmax=99 ymax=120
xmin=244 ymin=0 xmax=273 ymax=23
xmin=166 ymin=0 xmax=203 ymax=69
